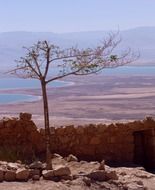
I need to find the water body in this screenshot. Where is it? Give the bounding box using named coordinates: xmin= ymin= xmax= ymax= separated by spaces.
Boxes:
xmin=0 ymin=94 xmax=40 ymax=104
xmin=0 ymin=78 xmax=69 ymax=104
xmin=102 ymin=66 xmax=155 ymax=76
xmin=0 ymin=78 xmax=70 ymax=90
xmin=0 ymin=66 xmax=154 ymax=104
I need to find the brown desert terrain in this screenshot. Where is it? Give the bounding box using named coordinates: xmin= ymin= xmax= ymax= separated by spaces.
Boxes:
xmin=0 ymin=73 xmax=154 ymax=127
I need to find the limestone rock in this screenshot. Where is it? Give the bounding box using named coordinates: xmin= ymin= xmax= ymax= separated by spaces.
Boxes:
xmin=67 ymin=154 xmax=78 ymax=162
xmin=16 ymin=168 xmax=29 ymax=181
xmin=87 ymin=170 xmax=106 ymax=182
xmin=7 ymin=162 xmax=20 ymax=171
xmin=53 ymin=165 xmax=71 ymax=177
xmin=5 ymin=170 xmax=16 ymax=181
xmin=42 ymin=170 xmax=54 ymax=180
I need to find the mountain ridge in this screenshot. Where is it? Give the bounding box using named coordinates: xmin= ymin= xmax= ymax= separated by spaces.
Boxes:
xmin=0 ymin=26 xmax=155 ymax=70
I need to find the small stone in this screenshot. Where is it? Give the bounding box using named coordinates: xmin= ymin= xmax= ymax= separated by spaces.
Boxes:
xmin=61 ymin=175 xmax=73 ymax=180
xmin=7 ymin=162 xmax=19 ymax=171
xmin=120 ymin=171 xmax=127 ymax=176
xmin=16 ymin=168 xmax=29 ymax=181
xmin=137 ymin=180 xmax=144 ymax=186
xmin=16 ymin=160 xmax=22 ymax=164
xmin=42 ymin=170 xmax=54 ymax=180
xmin=67 ymin=154 xmax=78 ymax=162
xmin=123 ymin=182 xmax=144 ymax=190
xmin=5 ymin=170 xmax=16 ymax=181
xmin=87 ymin=170 xmax=106 ymax=182
xmin=98 ymin=160 xmax=105 ymax=170
xmin=100 ymin=182 xmax=113 ymax=189
xmin=32 ymin=175 xmax=40 ymax=181
xmin=83 ymin=177 xmax=91 ymax=186
xmin=29 ymin=161 xmax=43 ymax=170
xmin=52 ymin=153 xmax=62 ymax=159
xmin=29 ymin=169 xmax=40 ymax=178
xmin=53 ymin=165 xmax=71 ymax=177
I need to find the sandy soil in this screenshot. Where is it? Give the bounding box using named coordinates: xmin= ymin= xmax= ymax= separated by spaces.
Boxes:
xmin=0 ymin=74 xmax=155 ymax=127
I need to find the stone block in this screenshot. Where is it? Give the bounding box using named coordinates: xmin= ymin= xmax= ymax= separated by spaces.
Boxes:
xmin=76 ymin=126 xmax=84 ymax=134
xmin=90 ymin=137 xmax=100 ymax=145
xmin=53 ymin=165 xmax=71 ymax=176
xmin=19 ymin=112 xmax=32 ymax=121
xmin=42 ymin=170 xmax=54 ymax=180
xmin=87 ymin=170 xmax=106 ymax=181
xmin=16 ymin=168 xmax=29 ymax=181
xmin=5 ymin=170 xmax=16 ymax=181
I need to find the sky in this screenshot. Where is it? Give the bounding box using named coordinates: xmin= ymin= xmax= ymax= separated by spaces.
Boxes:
xmin=0 ymin=0 xmax=154 ymax=33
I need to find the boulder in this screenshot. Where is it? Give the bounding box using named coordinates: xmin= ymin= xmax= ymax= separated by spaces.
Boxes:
xmin=29 ymin=161 xmax=43 ymax=170
xmin=0 ymin=169 xmax=4 ymax=182
xmin=53 ymin=165 xmax=71 ymax=177
xmin=87 ymin=170 xmax=106 ymax=182
xmin=67 ymin=154 xmax=78 ymax=162
xmin=19 ymin=112 xmax=32 ymax=121
xmin=42 ymin=170 xmax=54 ymax=180
xmin=5 ymin=170 xmax=16 ymax=181
xmin=16 ymin=168 xmax=30 ymax=181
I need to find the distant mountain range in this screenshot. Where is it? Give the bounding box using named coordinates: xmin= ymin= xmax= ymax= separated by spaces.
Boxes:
xmin=0 ymin=26 xmax=155 ymax=71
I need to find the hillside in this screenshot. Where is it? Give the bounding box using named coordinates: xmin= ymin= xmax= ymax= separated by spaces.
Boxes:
xmin=0 ymin=27 xmax=155 ymax=71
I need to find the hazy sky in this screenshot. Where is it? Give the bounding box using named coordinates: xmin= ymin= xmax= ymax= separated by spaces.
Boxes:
xmin=0 ymin=0 xmax=154 ymax=33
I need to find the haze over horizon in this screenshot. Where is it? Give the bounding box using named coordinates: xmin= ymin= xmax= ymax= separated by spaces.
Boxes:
xmin=0 ymin=0 xmax=155 ymax=33
xmin=0 ymin=1 xmax=155 ymax=69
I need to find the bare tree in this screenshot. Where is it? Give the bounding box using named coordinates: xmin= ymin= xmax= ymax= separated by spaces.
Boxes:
xmin=8 ymin=33 xmax=137 ymax=169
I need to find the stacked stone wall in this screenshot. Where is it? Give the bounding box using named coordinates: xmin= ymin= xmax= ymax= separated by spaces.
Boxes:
xmin=0 ymin=114 xmax=155 ymax=166
xmin=48 ymin=118 xmax=155 ymax=165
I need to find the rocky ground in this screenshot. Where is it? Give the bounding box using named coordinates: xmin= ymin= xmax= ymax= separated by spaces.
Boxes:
xmin=0 ymin=154 xmax=155 ymax=190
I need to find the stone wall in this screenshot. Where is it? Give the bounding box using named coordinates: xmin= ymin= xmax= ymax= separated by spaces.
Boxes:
xmin=0 ymin=113 xmax=45 ymax=162
xmin=48 ymin=117 xmax=155 ymax=168
xmin=0 ymin=113 xmax=155 ymax=168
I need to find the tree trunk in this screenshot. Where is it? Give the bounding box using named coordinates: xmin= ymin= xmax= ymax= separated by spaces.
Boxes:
xmin=41 ymin=79 xmax=52 ymax=169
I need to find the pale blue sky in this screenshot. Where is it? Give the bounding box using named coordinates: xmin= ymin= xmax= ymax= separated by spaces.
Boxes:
xmin=0 ymin=0 xmax=154 ymax=33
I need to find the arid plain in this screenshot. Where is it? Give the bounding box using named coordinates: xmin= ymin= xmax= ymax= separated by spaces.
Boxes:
xmin=0 ymin=71 xmax=155 ymax=127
